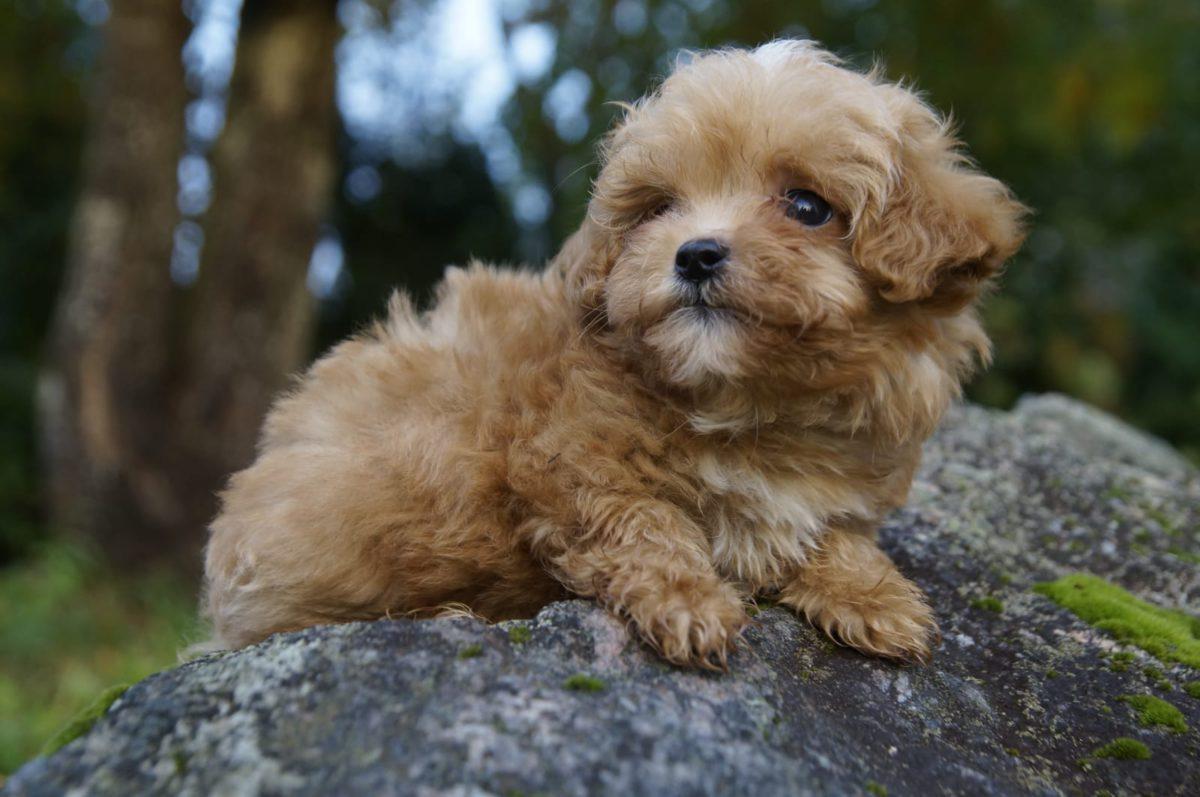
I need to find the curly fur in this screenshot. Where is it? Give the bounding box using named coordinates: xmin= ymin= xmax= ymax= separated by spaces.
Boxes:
xmin=202 ymin=41 xmax=1026 ymax=667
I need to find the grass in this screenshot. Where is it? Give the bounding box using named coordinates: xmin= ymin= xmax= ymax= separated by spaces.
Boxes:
xmin=1033 ymin=573 xmax=1200 ymax=668
xmin=0 ymin=541 xmax=200 ymax=775
xmin=1118 ymin=694 xmax=1188 ymax=733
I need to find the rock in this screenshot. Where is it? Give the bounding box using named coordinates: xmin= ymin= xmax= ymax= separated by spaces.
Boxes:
xmin=6 ymin=395 xmax=1200 ymax=796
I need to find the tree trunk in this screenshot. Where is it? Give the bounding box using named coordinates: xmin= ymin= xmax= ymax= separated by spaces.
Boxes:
xmin=40 ymin=0 xmax=191 ymax=567
xmin=40 ymin=0 xmax=340 ymax=574
xmin=177 ymin=0 xmax=339 ymax=482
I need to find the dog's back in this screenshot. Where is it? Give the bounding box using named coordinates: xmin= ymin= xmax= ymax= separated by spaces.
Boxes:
xmin=203 ymin=265 xmax=571 ymax=648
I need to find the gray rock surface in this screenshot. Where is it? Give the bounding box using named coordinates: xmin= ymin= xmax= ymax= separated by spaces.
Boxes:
xmin=7 ymin=395 xmax=1200 ymax=796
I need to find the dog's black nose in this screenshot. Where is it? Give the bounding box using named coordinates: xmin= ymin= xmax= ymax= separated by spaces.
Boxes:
xmin=674 ymin=238 xmax=729 ymax=284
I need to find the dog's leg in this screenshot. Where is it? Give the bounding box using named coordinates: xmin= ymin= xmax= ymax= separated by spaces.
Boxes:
xmin=777 ymin=527 xmax=938 ymax=663
xmin=542 ymin=496 xmax=748 ymax=669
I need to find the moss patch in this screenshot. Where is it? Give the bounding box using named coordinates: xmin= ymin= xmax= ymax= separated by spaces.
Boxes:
xmin=40 ymin=683 xmax=129 ymax=757
xmin=457 ymin=644 xmax=483 ymax=660
xmin=1108 ymin=651 xmax=1136 ymax=672
xmin=865 ymin=781 xmax=888 ymax=796
xmin=746 ymin=598 xmax=778 ymax=618
xmin=507 ymin=626 xmax=532 ymax=644
xmin=1118 ymin=694 xmax=1188 ymax=733
xmin=1167 ymin=547 xmax=1200 ymax=565
xmin=1091 ymin=737 xmax=1150 ymax=760
xmin=1185 ymin=682 xmax=1200 ymax=699
xmin=970 ymin=596 xmax=1004 ymax=613
xmin=1033 ymin=573 xmax=1200 ymax=668
xmin=563 ymin=673 xmax=606 ymax=693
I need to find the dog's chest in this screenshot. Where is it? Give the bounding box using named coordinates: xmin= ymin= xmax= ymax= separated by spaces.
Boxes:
xmin=688 ymin=449 xmax=876 ymax=585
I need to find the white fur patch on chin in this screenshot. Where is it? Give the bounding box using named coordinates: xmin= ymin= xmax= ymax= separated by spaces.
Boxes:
xmin=645 ymin=307 xmax=748 ymax=386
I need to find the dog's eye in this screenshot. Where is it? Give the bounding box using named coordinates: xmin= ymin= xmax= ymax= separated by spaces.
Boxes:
xmin=643 ymin=200 xmax=673 ymax=222
xmin=784 ymin=189 xmax=833 ymax=226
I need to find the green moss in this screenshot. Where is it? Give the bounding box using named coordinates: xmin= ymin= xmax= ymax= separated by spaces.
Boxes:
xmin=747 ymin=598 xmax=778 ymax=618
xmin=1167 ymin=547 xmax=1200 ymax=566
xmin=40 ymin=683 xmax=129 ymax=756
xmin=971 ymin=596 xmax=1004 ymax=613
xmin=507 ymin=626 xmax=532 ymax=644
xmin=457 ymin=644 xmax=483 ymax=660
xmin=1109 ymin=651 xmax=1136 ymax=672
xmin=1103 ymin=484 xmax=1132 ymax=502
xmin=1141 ymin=665 xmax=1173 ymax=691
xmin=1045 ymin=669 xmax=1059 ymax=679
xmin=1033 ymin=574 xmax=1200 ymax=668
xmin=1185 ymin=682 xmax=1200 ymax=699
xmin=1118 ymin=694 xmax=1188 ymax=733
xmin=563 ymin=673 xmax=606 ymax=693
xmin=865 ymin=781 xmax=888 ymax=796
xmin=1144 ymin=506 xmax=1180 ymax=536
xmin=1091 ymin=737 xmax=1150 ymax=760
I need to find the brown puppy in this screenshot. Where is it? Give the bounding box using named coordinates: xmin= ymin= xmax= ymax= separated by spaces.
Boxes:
xmin=203 ymin=41 xmax=1025 ymax=668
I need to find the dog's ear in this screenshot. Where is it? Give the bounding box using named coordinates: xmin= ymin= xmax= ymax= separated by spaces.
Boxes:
xmin=555 ymin=216 xmax=620 ymax=315
xmin=852 ymin=94 xmax=1027 ymax=310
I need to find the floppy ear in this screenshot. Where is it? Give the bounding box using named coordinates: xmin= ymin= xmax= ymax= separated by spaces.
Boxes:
xmin=553 ymin=216 xmax=620 ymax=315
xmin=852 ymin=100 xmax=1027 ymax=310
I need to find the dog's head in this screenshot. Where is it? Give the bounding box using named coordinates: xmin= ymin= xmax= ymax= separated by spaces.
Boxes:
xmin=559 ymin=41 xmax=1025 ymax=431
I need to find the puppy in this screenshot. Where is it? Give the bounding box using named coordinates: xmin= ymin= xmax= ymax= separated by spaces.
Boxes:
xmin=203 ymin=41 xmax=1025 ymax=668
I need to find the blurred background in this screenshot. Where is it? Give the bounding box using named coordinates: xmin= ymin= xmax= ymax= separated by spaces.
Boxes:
xmin=1 ymin=0 xmax=1197 ymax=775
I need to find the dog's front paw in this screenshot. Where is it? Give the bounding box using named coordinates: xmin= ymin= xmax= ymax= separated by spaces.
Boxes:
xmin=625 ymin=576 xmax=749 ymax=670
xmin=788 ymin=572 xmax=939 ymax=663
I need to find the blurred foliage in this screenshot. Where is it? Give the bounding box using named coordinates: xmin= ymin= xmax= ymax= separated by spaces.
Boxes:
xmin=0 ymin=1 xmax=86 ymax=560
xmin=0 ymin=541 xmax=200 ymax=775
xmin=318 ymin=145 xmax=518 ymax=346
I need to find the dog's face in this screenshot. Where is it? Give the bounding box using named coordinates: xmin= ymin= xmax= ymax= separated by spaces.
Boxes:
xmin=564 ymin=41 xmax=1025 ymax=411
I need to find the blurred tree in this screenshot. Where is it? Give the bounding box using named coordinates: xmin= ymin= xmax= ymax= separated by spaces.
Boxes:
xmin=0 ymin=1 xmax=86 ymax=562
xmin=40 ymin=0 xmax=340 ymax=573
xmin=40 ymin=0 xmax=192 ymax=568
xmin=174 ymin=0 xmax=340 ymax=528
